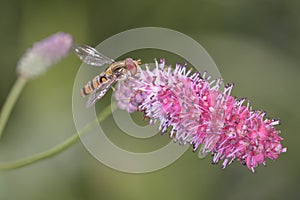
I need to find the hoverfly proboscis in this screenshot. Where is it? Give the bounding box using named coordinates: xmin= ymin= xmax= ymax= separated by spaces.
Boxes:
xmin=74 ymin=45 xmax=141 ymax=108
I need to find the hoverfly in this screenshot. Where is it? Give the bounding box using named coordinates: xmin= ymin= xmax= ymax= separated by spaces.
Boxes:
xmin=74 ymin=45 xmax=141 ymax=108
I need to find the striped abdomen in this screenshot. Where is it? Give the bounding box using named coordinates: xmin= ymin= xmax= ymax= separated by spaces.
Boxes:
xmin=80 ymin=73 xmax=108 ymax=96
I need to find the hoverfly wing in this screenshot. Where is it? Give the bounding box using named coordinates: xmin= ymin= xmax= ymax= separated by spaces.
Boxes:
xmin=74 ymin=45 xmax=114 ymax=67
xmin=85 ymin=76 xmax=117 ymax=108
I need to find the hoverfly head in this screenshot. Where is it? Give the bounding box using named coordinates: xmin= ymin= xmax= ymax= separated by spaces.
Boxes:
xmin=125 ymin=58 xmax=141 ymax=76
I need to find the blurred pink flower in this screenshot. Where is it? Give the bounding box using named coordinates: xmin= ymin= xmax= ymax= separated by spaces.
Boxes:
xmin=115 ymin=59 xmax=286 ymax=172
xmin=17 ymin=32 xmax=73 ymax=78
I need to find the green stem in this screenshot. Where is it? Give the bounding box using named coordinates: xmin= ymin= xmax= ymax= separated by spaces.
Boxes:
xmin=0 ymin=76 xmax=27 ymax=139
xmin=0 ymin=102 xmax=116 ymax=170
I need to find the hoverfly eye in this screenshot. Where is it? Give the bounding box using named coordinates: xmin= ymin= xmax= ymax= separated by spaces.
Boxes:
xmin=125 ymin=58 xmax=137 ymax=75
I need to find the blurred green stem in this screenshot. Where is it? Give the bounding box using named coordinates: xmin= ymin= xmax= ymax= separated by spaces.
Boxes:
xmin=0 ymin=76 xmax=27 ymax=139
xmin=0 ymin=103 xmax=116 ymax=170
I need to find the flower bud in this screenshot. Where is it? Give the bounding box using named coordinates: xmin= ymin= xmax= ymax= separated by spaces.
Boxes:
xmin=17 ymin=32 xmax=73 ymax=78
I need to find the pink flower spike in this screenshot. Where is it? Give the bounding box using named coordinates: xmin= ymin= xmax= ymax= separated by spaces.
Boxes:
xmin=114 ymin=59 xmax=286 ymax=172
xmin=17 ymin=32 xmax=73 ymax=78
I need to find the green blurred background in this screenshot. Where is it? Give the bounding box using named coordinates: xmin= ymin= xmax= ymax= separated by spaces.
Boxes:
xmin=0 ymin=0 xmax=299 ymax=199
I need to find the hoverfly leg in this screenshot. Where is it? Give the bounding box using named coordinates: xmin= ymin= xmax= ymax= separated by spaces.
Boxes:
xmin=111 ymin=85 xmax=116 ymax=92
